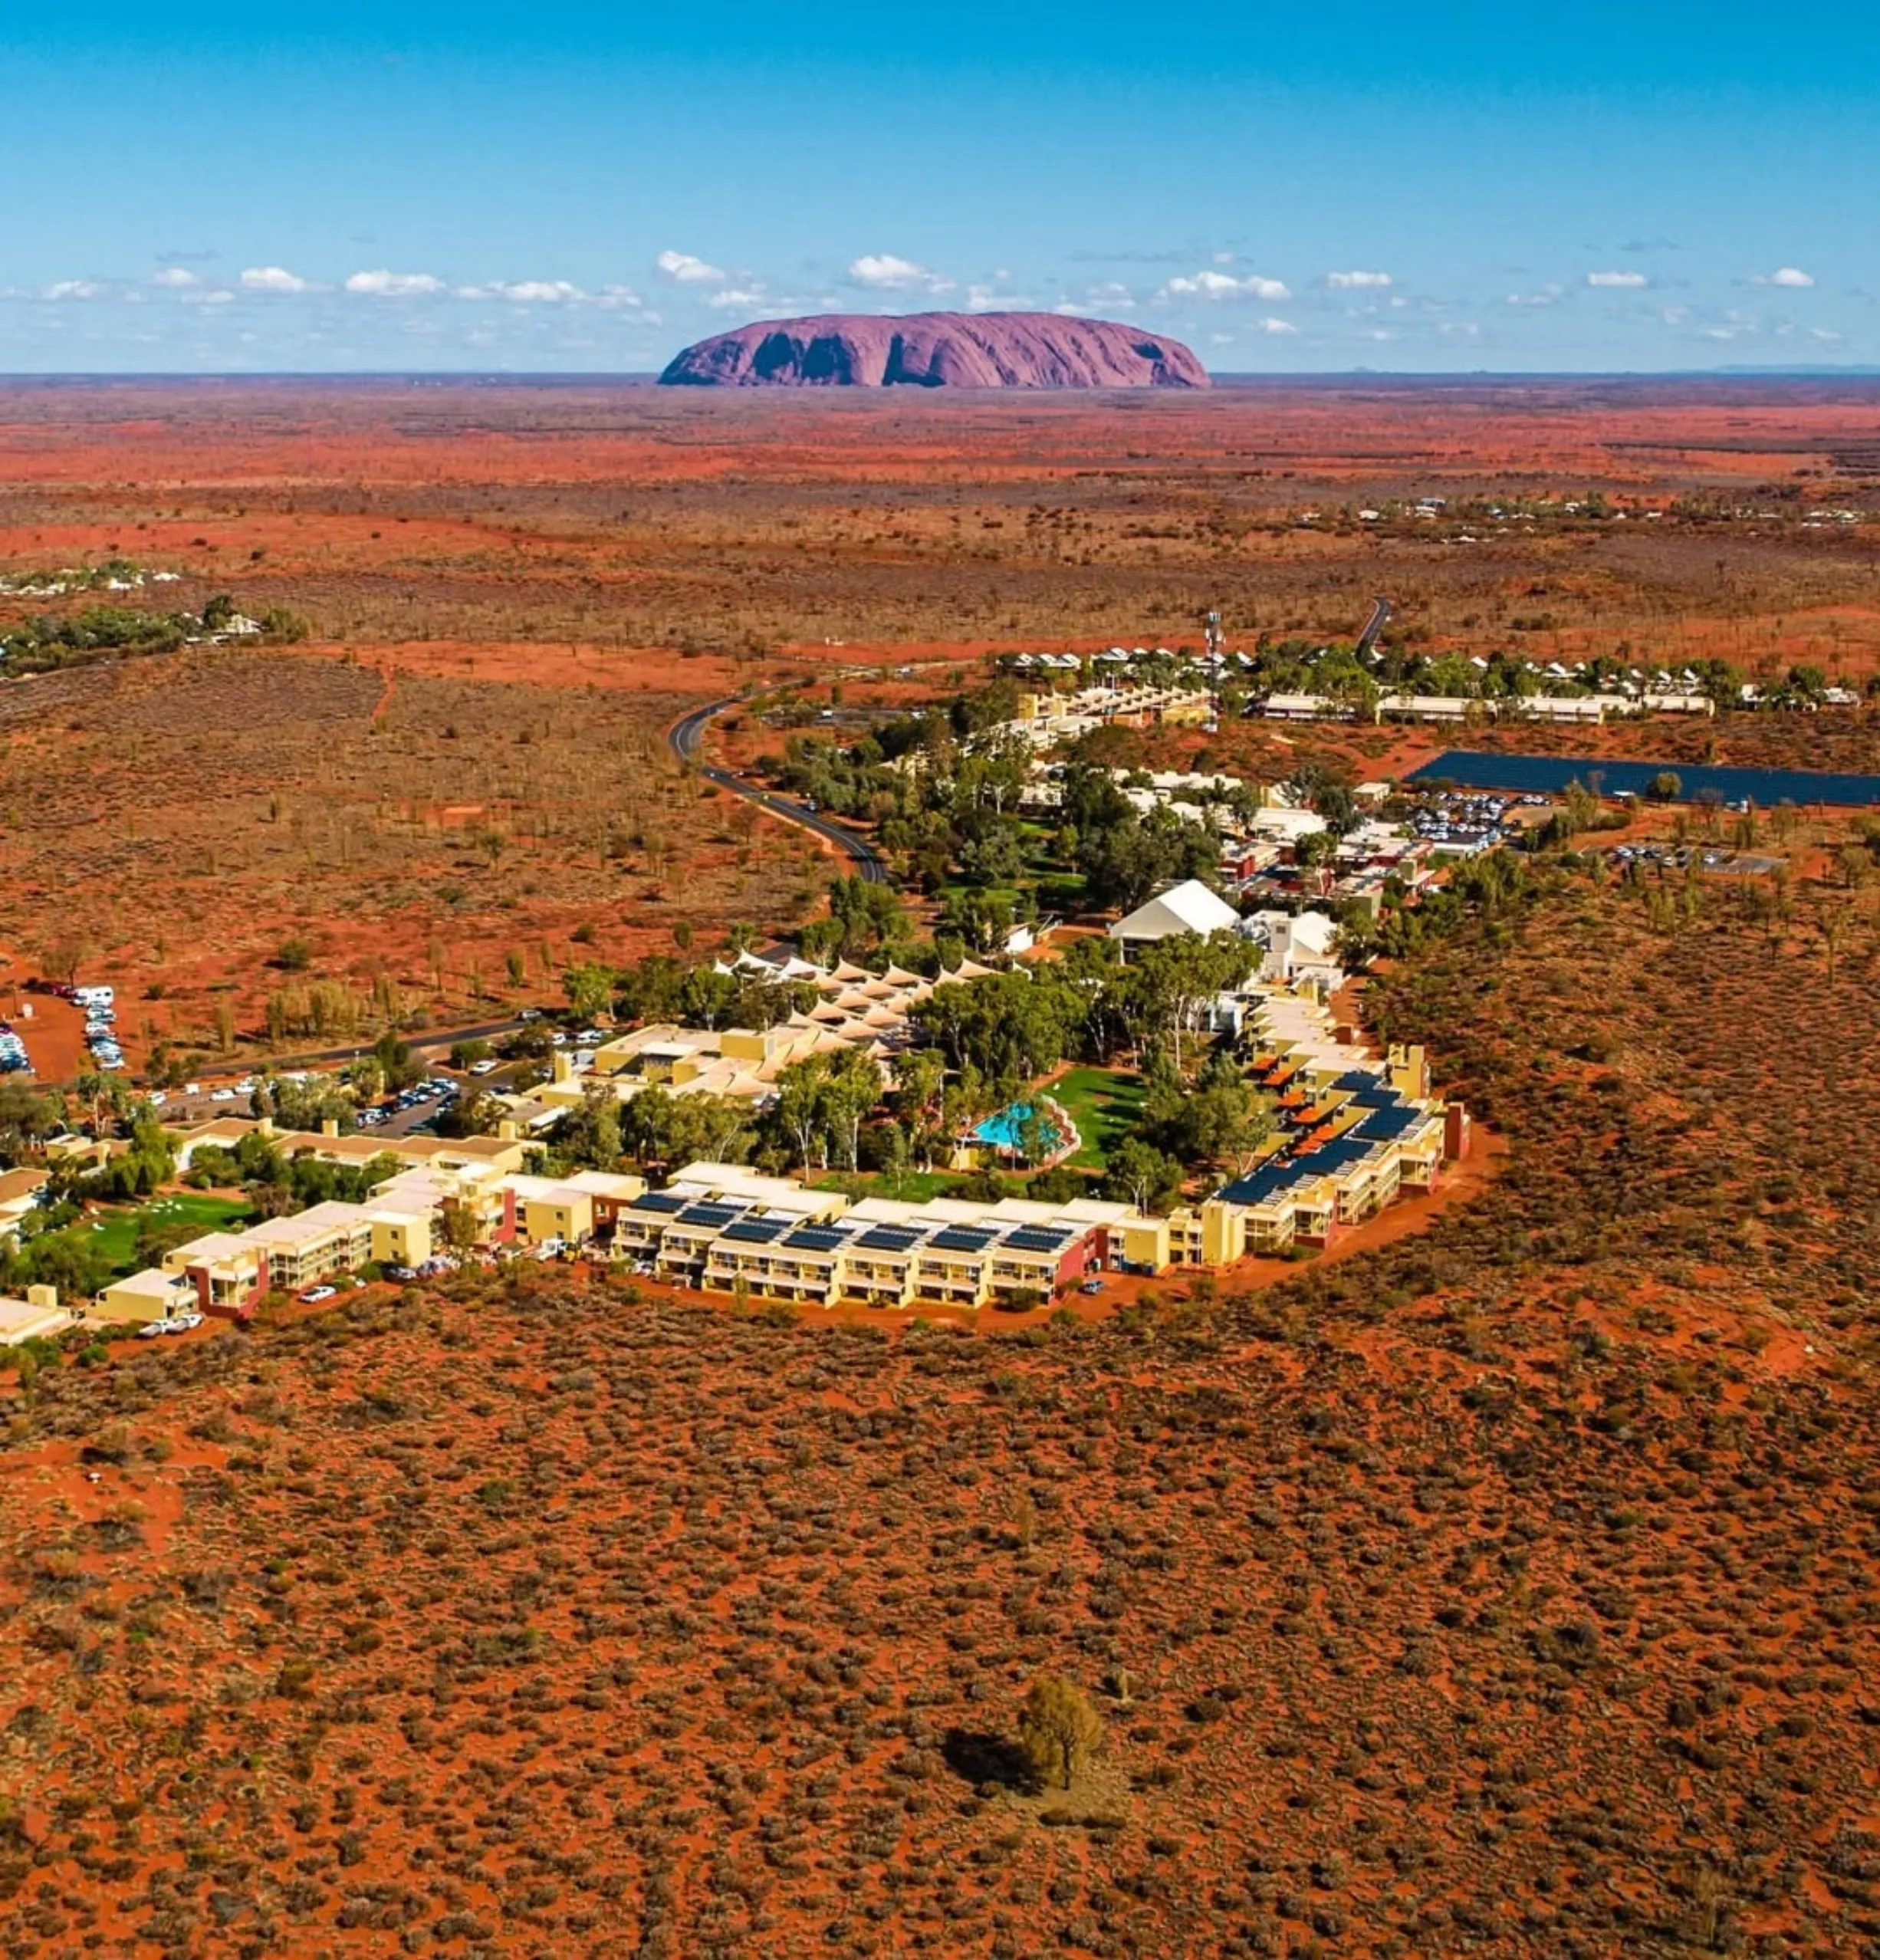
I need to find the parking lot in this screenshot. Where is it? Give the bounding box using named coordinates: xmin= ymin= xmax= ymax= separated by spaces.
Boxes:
xmin=1407 ymin=788 xmax=1552 ymax=855
xmin=1610 ymin=842 xmax=1788 ymax=878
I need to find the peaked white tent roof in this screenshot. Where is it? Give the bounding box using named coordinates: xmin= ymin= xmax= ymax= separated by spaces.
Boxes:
xmin=1108 ymin=879 xmax=1241 ymax=944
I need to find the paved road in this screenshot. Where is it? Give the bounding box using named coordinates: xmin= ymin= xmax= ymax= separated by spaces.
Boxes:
xmin=1356 ymin=595 xmax=1392 ymax=658
xmin=669 ymin=699 xmax=892 ymax=886
xmin=1356 ymin=596 xmax=1388 ymax=658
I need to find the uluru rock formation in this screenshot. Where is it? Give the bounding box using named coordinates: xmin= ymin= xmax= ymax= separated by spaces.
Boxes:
xmin=659 ymin=311 xmax=1210 ymax=390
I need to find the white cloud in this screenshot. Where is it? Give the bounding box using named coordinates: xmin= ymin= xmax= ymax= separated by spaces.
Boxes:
xmin=656 ymin=250 xmax=725 ymax=284
xmin=1326 ymin=270 xmax=1392 ymax=290
xmin=345 ymin=269 xmax=445 ymax=297
xmin=1083 ymin=281 xmax=1136 ymax=311
xmin=150 ymin=268 xmax=199 ymax=289
xmin=1507 ymin=284 xmax=1565 ymax=307
xmin=968 ymin=281 xmax=1038 ymax=311
xmin=1810 ymin=327 xmax=1843 ymax=343
xmin=41 ymin=280 xmax=108 ymax=301
xmin=848 ymin=253 xmax=953 ymax=294
xmin=1257 ymin=317 xmax=1298 ymax=335
xmin=1753 ymin=266 xmax=1815 ymax=288
xmin=595 ymin=285 xmax=650 ymax=313
xmin=1165 ymin=269 xmax=1292 ymax=302
xmin=707 ymin=288 xmax=767 ymax=311
xmin=1587 ymin=270 xmax=1650 ymax=288
xmin=240 ymin=265 xmax=311 ymax=294
xmin=485 ymin=280 xmax=585 ymax=303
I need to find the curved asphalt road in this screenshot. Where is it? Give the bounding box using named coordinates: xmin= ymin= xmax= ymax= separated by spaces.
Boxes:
xmin=668 ymin=699 xmax=891 ymax=885
xmin=1356 ymin=595 xmax=1392 ymax=658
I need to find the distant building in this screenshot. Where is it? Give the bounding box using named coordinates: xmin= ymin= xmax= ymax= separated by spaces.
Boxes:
xmin=0 ymin=1167 xmax=49 ymax=1242
xmin=0 ymin=1284 xmax=71 ymax=1347
xmin=1108 ymin=879 xmax=1241 ymax=951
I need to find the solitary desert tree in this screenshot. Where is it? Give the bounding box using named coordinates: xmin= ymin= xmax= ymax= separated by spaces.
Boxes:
xmin=1018 ymin=1676 xmax=1104 ymax=1791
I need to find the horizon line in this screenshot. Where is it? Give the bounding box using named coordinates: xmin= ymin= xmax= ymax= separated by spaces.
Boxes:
xmin=0 ymin=365 xmax=1877 ymax=386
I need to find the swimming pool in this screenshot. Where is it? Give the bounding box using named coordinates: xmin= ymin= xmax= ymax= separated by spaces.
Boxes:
xmin=1408 ymin=749 xmax=1880 ymax=809
xmin=973 ymin=1103 xmax=1063 ymax=1153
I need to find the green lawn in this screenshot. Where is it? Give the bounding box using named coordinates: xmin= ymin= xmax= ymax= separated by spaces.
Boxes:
xmin=1050 ymin=1067 xmax=1147 ymax=1172
xmin=80 ymin=1193 xmax=255 ymax=1278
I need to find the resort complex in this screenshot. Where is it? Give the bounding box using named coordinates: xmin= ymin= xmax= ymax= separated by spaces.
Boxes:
xmin=526 ymin=952 xmax=997 ymax=1120
xmin=59 ymin=942 xmax=1470 ymax=1327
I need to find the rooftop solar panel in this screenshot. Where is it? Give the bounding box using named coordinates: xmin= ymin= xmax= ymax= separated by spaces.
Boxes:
xmin=786 ymin=1228 xmax=846 ymax=1251
xmin=1355 ymin=1103 xmax=1422 ymax=1142
xmin=857 ymin=1227 xmax=920 ymax=1251
xmin=636 ymin=1191 xmax=685 ymax=1213
xmin=1005 ymin=1228 xmax=1070 ymax=1252
xmin=931 ymin=1228 xmax=996 ymax=1252
xmin=724 ymin=1218 xmax=785 ymax=1244
xmin=677 ymin=1203 xmax=741 ymax=1228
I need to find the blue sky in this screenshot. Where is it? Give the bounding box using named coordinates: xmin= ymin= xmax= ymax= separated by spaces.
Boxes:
xmin=4 ymin=2 xmax=1875 ymax=373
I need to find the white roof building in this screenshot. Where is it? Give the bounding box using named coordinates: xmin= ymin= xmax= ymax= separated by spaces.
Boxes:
xmin=1242 ymin=910 xmax=1345 ymax=987
xmin=1109 ymin=880 xmax=1241 ymax=948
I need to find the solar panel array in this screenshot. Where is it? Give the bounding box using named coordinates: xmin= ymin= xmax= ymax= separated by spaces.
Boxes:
xmin=1354 ymin=1103 xmax=1423 ymax=1143
xmin=786 ymin=1227 xmax=848 ymax=1252
xmin=856 ymin=1225 xmax=922 ymax=1251
xmin=1004 ymin=1228 xmax=1070 ymax=1253
xmin=724 ymin=1218 xmax=785 ymax=1245
xmin=636 ymin=1191 xmax=685 ymax=1215
xmin=677 ymin=1203 xmax=740 ymax=1228
xmin=931 ymin=1228 xmax=997 ymax=1253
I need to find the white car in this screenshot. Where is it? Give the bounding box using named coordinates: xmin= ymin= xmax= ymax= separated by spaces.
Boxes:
xmin=164 ymin=1313 xmax=204 ymax=1334
xmin=210 ymin=1088 xmax=237 ymax=1103
xmin=136 ymin=1320 xmax=169 ymax=1339
xmin=299 ymin=1284 xmax=337 ymax=1304
xmin=469 ymin=1059 xmax=498 ymax=1076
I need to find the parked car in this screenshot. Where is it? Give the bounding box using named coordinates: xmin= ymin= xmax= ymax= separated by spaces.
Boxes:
xmin=1080 ymin=1278 xmax=1106 ymax=1296
xmin=166 ymin=1313 xmax=204 ymax=1334
xmin=298 ymin=1284 xmax=337 ymax=1304
xmin=469 ymin=1059 xmax=498 ymax=1076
